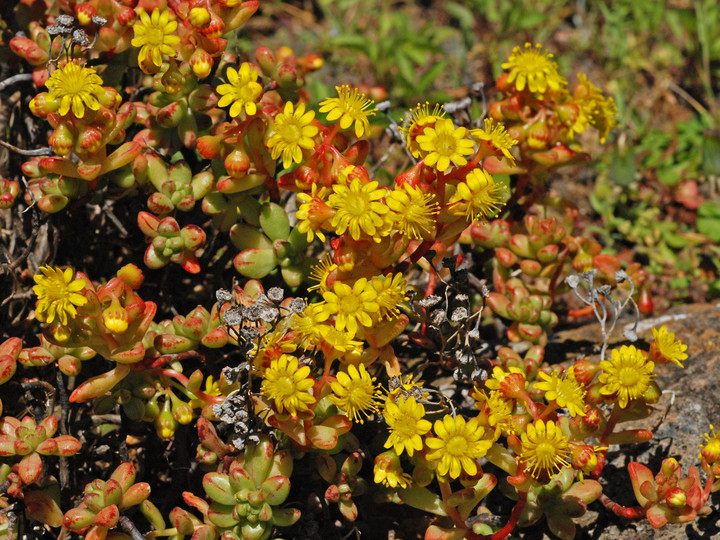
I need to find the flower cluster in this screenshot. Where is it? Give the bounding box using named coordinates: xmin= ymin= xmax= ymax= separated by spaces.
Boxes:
xmin=4 ymin=16 xmax=704 ymax=540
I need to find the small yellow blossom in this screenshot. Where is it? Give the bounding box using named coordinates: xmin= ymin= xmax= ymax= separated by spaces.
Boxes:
xmin=374 ymin=449 xmax=412 ymax=489
xmin=520 ymin=419 xmax=571 ymax=479
xmin=573 ymin=74 xmax=617 ymax=144
xmin=700 ymin=425 xmax=720 ymax=467
xmin=598 ymin=345 xmax=654 ymax=409
xmin=132 ymin=8 xmax=181 ymax=70
xmin=425 ymin=415 xmax=493 ymax=479
xmin=386 ymin=183 xmax=438 ymax=240
xmin=33 ymin=265 xmax=88 ymax=325
xmin=319 ymin=85 xmax=376 ymax=137
xmin=319 ymin=277 xmax=380 ymax=336
xmin=308 ymin=254 xmax=337 ymax=292
xmin=371 ymin=273 xmax=408 ymax=321
xmin=267 ymin=101 xmax=319 ymax=169
xmin=534 ymin=370 xmax=586 ymax=417
xmin=328 ymin=176 xmax=389 ymax=241
xmin=384 ymin=395 xmax=432 ymax=457
xmin=296 ymin=184 xmax=334 ymax=243
xmin=44 ymin=61 xmax=105 ymax=119
xmin=448 ymin=168 xmax=507 ymax=222
xmin=260 ymin=354 xmax=315 ymax=417
xmin=416 ymin=118 xmax=475 ymax=172
xmin=399 ymin=102 xmax=446 ymax=158
xmin=484 ymin=365 xmax=528 ymax=400
xmin=288 ymin=302 xmax=326 ymax=349
xmin=329 ymin=363 xmax=382 ymax=423
xmin=470 ymin=118 xmax=518 ymax=164
xmin=472 ymin=388 xmax=514 ymax=438
xmin=650 ymin=325 xmax=688 ymax=368
xmin=217 ymin=63 xmax=263 ymax=118
xmin=502 ymin=43 xmax=567 ymax=94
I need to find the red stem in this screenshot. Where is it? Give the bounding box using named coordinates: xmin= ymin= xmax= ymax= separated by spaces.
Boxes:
xmin=490 ymin=490 xmax=527 ymax=540
xmin=599 ymin=493 xmax=645 ymax=519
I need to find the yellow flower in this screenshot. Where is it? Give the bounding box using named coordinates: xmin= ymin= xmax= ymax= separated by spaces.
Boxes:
xmin=520 ymin=419 xmax=571 ymax=479
xmin=374 ymin=449 xmax=412 ymax=489
xmin=472 ymin=388 xmax=513 ymax=438
xmin=574 ymin=74 xmax=617 ymax=144
xmin=252 ymin=330 xmax=297 ymax=371
xmin=448 ymin=168 xmax=507 ymax=222
xmin=384 ymin=395 xmax=432 ymax=457
xmin=470 ymin=118 xmax=518 ymax=164
xmin=260 ymin=354 xmax=315 ymax=417
xmin=267 ymin=101 xmax=319 ymax=169
xmin=598 ymin=345 xmax=654 ymax=409
xmin=328 ymin=176 xmax=389 ymax=241
xmin=502 ymin=43 xmax=567 ymax=94
xmin=318 ymin=325 xmax=363 ymax=359
xmin=371 ymin=273 xmax=408 ymax=321
xmin=308 ymin=254 xmax=337 ymax=292
xmin=700 ymin=425 xmax=720 ymax=467
xmin=319 ymin=277 xmax=379 ymax=336
xmin=533 ymin=370 xmax=586 ymax=417
xmin=33 ymin=265 xmax=88 ymax=325
xmin=386 ymin=183 xmax=438 ymax=240
xmin=650 ymin=325 xmax=688 ymax=368
xmin=484 ymin=365 xmax=528 ymax=400
xmin=329 ymin=363 xmax=382 ymax=424
xmin=44 ymin=61 xmax=105 ymax=118
xmin=319 ymin=85 xmax=376 ymax=137
xmin=399 ymin=102 xmax=446 ymax=158
xmin=288 ymin=302 xmax=326 ymax=349
xmin=296 ymin=184 xmax=334 ymax=243
xmin=217 ymin=63 xmax=263 ymax=118
xmin=425 ymin=415 xmax=493 ymax=479
xmin=416 ymin=118 xmax=475 ymax=172
xmin=132 ymin=8 xmax=181 ymax=70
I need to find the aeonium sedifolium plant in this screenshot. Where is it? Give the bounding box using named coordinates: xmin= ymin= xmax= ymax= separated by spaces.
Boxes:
xmin=1 ymin=3 xmax=709 ymax=536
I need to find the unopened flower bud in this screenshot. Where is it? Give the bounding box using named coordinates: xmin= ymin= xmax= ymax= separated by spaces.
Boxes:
xmin=661 ymin=457 xmax=680 ymax=478
xmin=75 ymin=4 xmax=96 ymax=26
xmin=665 ymin=487 xmax=686 ymax=509
xmin=189 ymin=7 xmax=211 ymax=27
xmin=78 ymin=126 xmax=104 ymax=153
xmin=162 ymin=60 xmax=185 ymax=94
xmin=103 ymin=301 xmax=129 ymax=334
xmin=190 ymin=48 xmax=213 ymax=79
xmin=49 ymin=123 xmax=74 ymax=156
xmin=527 ymin=121 xmax=550 ymax=150
xmin=581 ymin=407 xmax=601 ymax=429
xmin=117 ymin=7 xmax=137 ymax=26
xmin=170 ymin=393 xmax=194 ymax=425
xmin=155 ymin=398 xmax=178 ymax=439
xmin=569 ymin=359 xmax=600 ymax=386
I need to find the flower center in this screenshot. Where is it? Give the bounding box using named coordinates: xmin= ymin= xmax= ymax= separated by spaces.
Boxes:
xmin=618 ymin=367 xmax=640 ymax=387
xmin=145 ymin=27 xmax=165 ymax=46
xmin=395 ymin=414 xmax=419 ymax=439
xmin=435 ymin=134 xmax=456 ymax=156
xmin=446 ymin=435 xmax=469 ymax=456
xmin=45 ymin=280 xmax=70 ymax=301
xmin=340 ymin=294 xmax=360 ymax=313
xmin=274 ymin=376 xmax=295 ymax=397
xmin=344 ymin=192 xmax=368 ymax=215
xmin=278 ymin=120 xmax=302 ymax=143
xmin=534 ymin=442 xmax=556 ymax=465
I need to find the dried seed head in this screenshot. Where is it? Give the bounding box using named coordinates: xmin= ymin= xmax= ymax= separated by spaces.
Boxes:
xmin=267 ymin=287 xmax=284 ymax=302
